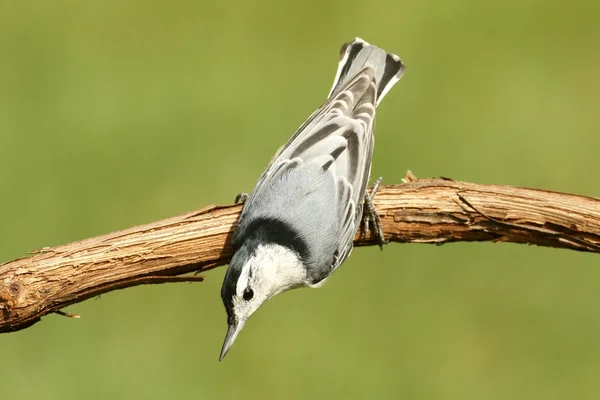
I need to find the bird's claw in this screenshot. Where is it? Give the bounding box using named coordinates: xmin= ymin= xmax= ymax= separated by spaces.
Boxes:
xmin=361 ymin=176 xmax=388 ymax=250
xmin=234 ymin=192 xmax=249 ymax=205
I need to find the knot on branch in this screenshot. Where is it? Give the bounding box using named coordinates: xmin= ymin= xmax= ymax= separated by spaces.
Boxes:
xmin=0 ymin=279 xmax=18 ymax=316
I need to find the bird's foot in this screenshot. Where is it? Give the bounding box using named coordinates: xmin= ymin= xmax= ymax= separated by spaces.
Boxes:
xmin=234 ymin=192 xmax=249 ymax=205
xmin=361 ymin=176 xmax=388 ymax=250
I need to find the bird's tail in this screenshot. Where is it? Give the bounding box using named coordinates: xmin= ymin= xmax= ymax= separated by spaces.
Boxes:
xmin=328 ymin=37 xmax=405 ymax=106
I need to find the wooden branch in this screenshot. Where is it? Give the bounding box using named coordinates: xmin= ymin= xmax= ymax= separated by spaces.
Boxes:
xmin=1 ymin=178 xmax=599 ymax=333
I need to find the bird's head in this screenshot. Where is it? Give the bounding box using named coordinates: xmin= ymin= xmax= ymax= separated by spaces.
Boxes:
xmin=219 ymin=242 xmax=306 ymax=360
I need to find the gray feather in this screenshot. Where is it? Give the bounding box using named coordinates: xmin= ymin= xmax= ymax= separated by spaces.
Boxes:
xmin=237 ymin=38 xmax=405 ymax=283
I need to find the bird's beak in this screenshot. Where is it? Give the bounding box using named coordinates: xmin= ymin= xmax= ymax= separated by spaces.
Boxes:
xmin=219 ymin=319 xmax=245 ymax=361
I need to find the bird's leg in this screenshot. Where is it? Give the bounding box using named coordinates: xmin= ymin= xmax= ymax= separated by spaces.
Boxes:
xmin=234 ymin=193 xmax=249 ymax=205
xmin=361 ymin=176 xmax=388 ymax=250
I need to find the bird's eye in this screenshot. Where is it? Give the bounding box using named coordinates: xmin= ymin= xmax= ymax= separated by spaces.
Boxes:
xmin=243 ymin=287 xmax=254 ymax=301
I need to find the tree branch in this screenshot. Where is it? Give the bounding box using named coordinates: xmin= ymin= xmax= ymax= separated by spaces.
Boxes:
xmin=1 ymin=177 xmax=599 ymax=333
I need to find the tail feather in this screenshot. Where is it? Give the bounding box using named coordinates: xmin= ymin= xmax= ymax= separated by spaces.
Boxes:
xmin=328 ymin=38 xmax=405 ymax=105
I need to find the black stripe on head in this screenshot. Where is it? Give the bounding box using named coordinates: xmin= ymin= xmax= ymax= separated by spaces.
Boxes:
xmin=233 ymin=216 xmax=310 ymax=263
xmin=221 ymin=248 xmax=245 ymax=323
xmin=222 ymin=216 xmax=310 ymax=321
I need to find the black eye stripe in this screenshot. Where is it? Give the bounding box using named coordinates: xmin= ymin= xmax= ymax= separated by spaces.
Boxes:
xmin=243 ymin=287 xmax=254 ymax=301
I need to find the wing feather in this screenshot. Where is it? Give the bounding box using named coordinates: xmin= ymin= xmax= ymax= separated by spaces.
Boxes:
xmin=236 ymin=39 xmax=405 ymax=286
xmin=240 ymin=68 xmax=377 ymax=276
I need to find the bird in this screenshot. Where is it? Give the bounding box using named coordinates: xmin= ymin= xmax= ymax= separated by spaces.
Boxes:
xmin=219 ymin=38 xmax=405 ymax=360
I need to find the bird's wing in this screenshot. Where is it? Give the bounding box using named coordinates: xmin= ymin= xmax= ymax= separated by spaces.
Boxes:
xmin=242 ymin=68 xmax=378 ymax=272
xmin=240 ymin=38 xmax=405 ymax=276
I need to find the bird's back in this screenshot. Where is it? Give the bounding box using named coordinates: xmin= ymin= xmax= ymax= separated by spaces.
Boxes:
xmin=234 ymin=39 xmax=404 ymax=284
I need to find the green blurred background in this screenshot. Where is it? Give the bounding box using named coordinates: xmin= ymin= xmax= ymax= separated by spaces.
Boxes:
xmin=1 ymin=1 xmax=599 ymax=399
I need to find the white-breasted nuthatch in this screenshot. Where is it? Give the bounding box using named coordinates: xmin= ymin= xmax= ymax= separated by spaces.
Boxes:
xmin=220 ymin=38 xmax=405 ymax=360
